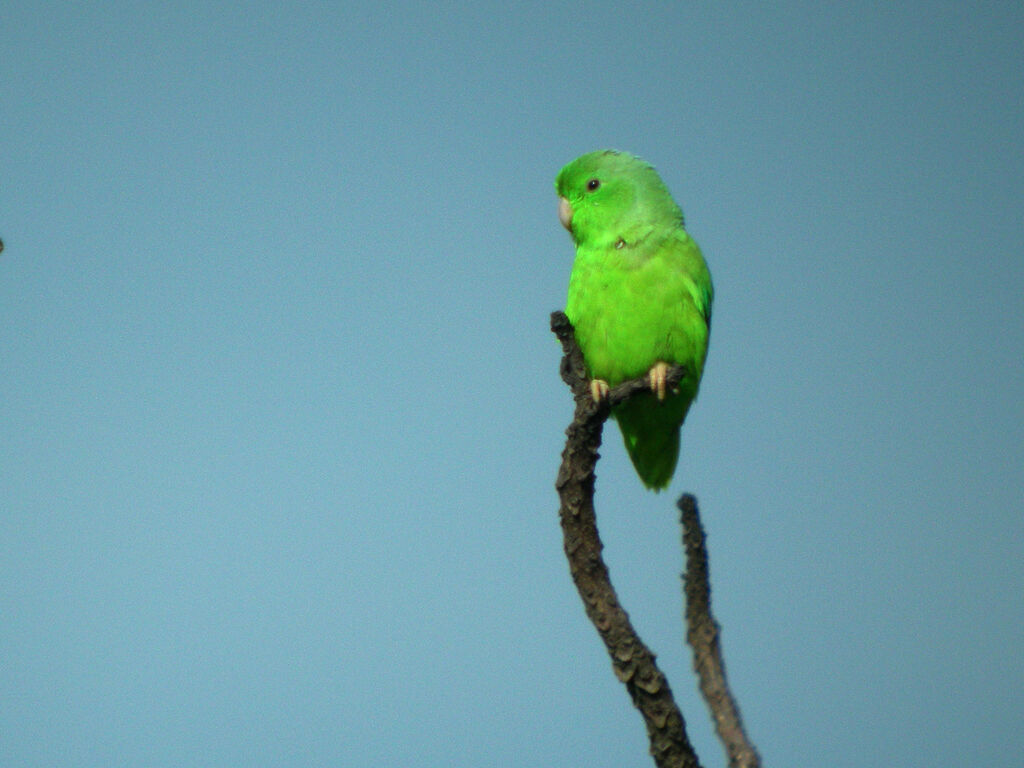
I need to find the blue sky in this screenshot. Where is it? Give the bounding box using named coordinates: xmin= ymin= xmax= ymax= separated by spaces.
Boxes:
xmin=2 ymin=2 xmax=1022 ymax=766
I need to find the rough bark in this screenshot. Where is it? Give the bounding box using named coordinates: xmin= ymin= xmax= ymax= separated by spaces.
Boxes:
xmin=679 ymin=495 xmax=761 ymax=768
xmin=552 ymin=311 xmax=702 ymax=768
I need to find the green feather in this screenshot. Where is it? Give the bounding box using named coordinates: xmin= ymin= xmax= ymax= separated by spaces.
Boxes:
xmin=556 ymin=150 xmax=713 ymax=490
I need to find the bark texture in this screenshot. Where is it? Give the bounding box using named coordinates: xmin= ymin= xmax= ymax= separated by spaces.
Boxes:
xmin=552 ymin=311 xmax=701 ymax=768
xmin=680 ymin=494 xmax=761 ymax=768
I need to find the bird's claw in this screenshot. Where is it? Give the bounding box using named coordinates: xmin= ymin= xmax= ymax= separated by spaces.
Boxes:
xmin=590 ymin=379 xmax=611 ymax=403
xmin=648 ymin=362 xmax=670 ymax=401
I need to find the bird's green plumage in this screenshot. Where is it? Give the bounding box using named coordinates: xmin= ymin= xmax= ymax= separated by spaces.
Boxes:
xmin=556 ymin=150 xmax=713 ymax=490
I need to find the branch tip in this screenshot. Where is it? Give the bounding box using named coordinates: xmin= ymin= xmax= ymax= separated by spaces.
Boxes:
xmin=679 ymin=496 xmax=761 ymax=768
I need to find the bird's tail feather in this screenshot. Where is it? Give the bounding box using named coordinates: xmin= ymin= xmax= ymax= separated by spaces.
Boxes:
xmin=613 ymin=393 xmax=689 ymax=491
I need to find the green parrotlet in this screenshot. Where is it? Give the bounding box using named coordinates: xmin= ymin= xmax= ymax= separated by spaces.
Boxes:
xmin=556 ymin=150 xmax=713 ymax=490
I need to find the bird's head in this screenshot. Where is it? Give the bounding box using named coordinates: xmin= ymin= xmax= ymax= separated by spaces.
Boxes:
xmin=555 ymin=149 xmax=683 ymax=249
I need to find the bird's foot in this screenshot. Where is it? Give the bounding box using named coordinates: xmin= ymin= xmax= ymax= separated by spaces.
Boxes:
xmin=648 ymin=362 xmax=670 ymax=401
xmin=590 ymin=379 xmax=611 ymax=403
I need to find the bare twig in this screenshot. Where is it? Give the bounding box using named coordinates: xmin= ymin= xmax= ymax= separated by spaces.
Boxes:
xmin=679 ymin=494 xmax=761 ymax=768
xmin=552 ymin=311 xmax=702 ymax=768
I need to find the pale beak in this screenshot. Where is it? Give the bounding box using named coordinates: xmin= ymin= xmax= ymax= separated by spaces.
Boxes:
xmin=557 ymin=196 xmax=573 ymax=230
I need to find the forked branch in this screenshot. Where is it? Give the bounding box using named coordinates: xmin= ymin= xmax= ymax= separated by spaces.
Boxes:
xmin=552 ymin=311 xmax=759 ymax=768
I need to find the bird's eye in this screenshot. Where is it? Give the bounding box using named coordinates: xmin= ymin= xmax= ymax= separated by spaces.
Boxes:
xmin=586 ymin=178 xmax=601 ymax=191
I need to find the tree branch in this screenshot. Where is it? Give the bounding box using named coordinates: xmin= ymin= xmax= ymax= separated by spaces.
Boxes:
xmin=679 ymin=494 xmax=761 ymax=768
xmin=551 ymin=311 xmax=702 ymax=768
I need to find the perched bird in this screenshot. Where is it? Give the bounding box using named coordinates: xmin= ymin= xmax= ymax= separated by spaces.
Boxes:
xmin=556 ymin=150 xmax=713 ymax=490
